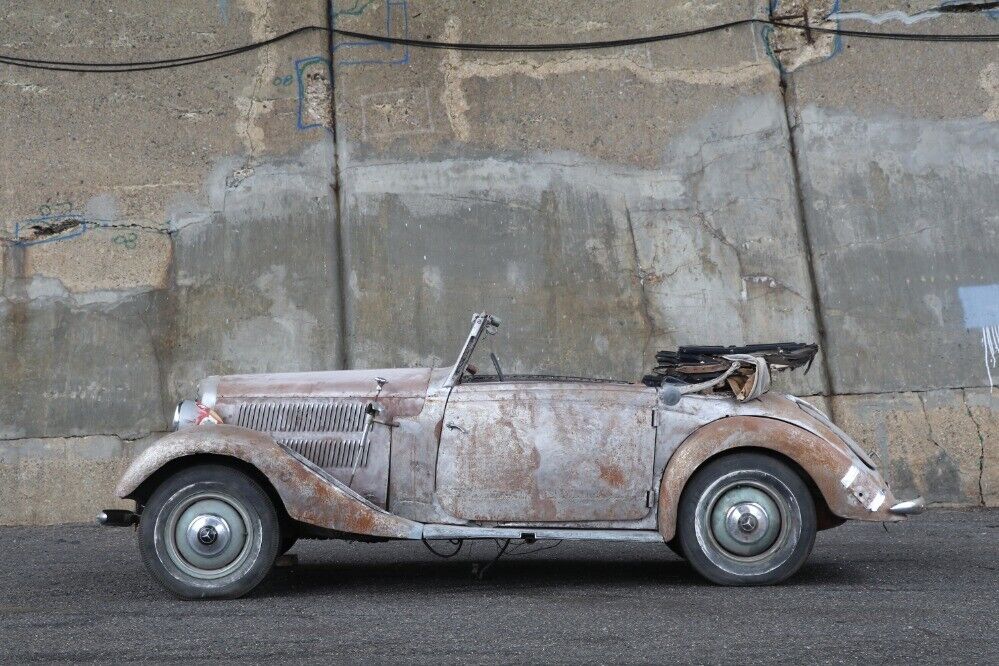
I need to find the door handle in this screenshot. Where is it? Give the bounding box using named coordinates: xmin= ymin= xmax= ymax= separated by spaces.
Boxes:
xmin=446 ymin=421 xmax=467 ymax=434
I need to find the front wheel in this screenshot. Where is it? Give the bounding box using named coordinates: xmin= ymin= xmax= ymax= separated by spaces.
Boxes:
xmin=677 ymin=452 xmax=816 ymax=586
xmin=138 ymin=464 xmax=280 ymax=599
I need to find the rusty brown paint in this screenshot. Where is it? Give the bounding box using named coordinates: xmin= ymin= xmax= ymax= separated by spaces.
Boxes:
xmin=655 ymin=416 xmax=902 ymax=542
xmin=117 ymin=424 xmax=421 ymax=539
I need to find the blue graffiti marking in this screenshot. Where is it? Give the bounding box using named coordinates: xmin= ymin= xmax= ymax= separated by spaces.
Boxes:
xmin=764 ymin=0 xmax=842 ymax=73
xmin=295 ymin=56 xmax=333 ymax=132
xmin=959 ymin=284 xmax=999 ymax=329
xmin=333 ymin=0 xmax=410 ymax=67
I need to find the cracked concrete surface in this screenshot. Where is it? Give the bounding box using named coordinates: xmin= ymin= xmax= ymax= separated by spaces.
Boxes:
xmin=1 ymin=0 xmax=998 ymax=523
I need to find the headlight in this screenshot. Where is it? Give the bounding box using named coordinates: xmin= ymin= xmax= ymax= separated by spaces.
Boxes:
xmin=199 ymin=376 xmax=219 ymax=409
xmin=172 ymin=400 xmax=201 ymax=431
xmin=791 ymin=396 xmax=877 ymax=470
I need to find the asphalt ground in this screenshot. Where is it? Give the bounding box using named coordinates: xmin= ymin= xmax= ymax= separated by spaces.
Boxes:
xmin=0 ymin=509 xmax=996 ymax=664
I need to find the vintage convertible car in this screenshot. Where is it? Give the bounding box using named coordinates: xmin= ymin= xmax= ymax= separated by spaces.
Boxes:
xmin=101 ymin=313 xmax=924 ymax=598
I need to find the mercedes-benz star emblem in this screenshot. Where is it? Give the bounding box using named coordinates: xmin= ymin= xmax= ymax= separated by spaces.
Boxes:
xmin=738 ymin=512 xmax=758 ymax=533
xmin=198 ymin=525 xmax=218 ymax=545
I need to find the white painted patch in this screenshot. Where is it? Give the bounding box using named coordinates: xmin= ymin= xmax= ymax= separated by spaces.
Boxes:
xmin=841 ymin=465 xmax=860 ymax=489
xmin=868 ymin=490 xmax=886 ymax=512
xmin=982 ymin=324 xmax=999 ymax=390
xmin=827 ymin=10 xmax=941 ymax=26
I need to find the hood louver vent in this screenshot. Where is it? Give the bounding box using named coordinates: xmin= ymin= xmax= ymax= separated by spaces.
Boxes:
xmin=234 ymin=401 xmax=367 ymax=434
xmin=278 ymin=437 xmax=370 ymax=469
xmin=232 ymin=400 xmax=371 ymax=469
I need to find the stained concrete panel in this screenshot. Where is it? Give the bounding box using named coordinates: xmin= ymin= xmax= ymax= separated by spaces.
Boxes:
xmin=0 ymin=294 xmax=166 ymax=439
xmin=168 ymin=141 xmax=343 ymax=396
xmin=784 ymin=8 xmax=999 ymax=392
xmin=339 ymin=96 xmax=825 ymax=395
xmin=333 ymin=2 xmax=823 ymax=392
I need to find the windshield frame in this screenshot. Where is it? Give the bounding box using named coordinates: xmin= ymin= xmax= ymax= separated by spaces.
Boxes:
xmin=441 ymin=313 xmax=499 ymax=388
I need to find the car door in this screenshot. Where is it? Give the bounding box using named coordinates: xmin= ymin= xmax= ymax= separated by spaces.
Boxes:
xmin=434 ymin=380 xmax=658 ymax=523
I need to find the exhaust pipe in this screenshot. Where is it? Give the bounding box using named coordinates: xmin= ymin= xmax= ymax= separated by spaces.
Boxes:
xmin=97 ymin=509 xmax=139 ymax=527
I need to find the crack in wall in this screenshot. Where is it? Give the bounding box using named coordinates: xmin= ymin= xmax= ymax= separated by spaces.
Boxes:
xmin=962 ymin=388 xmax=989 ymax=506
xmin=917 ymin=392 xmax=945 ymax=452
xmin=622 ymin=203 xmax=655 ymax=364
xmin=771 ymin=27 xmax=837 ymax=408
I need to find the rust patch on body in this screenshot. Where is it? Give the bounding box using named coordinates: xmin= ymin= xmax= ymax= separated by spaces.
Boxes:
xmin=599 ymin=463 xmax=625 ymax=488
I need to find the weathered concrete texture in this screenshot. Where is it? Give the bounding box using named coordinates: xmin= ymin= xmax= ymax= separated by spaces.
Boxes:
xmin=792 ymin=107 xmax=999 ymax=393
xmin=339 ymin=96 xmax=825 ymax=395
xmin=334 ymin=2 xmax=824 ymax=394
xmin=1 ymin=1 xmax=340 ymax=439
xmin=784 ymin=6 xmax=999 ymax=394
xmin=1 ymin=0 xmax=342 ymax=523
xmin=0 ymin=435 xmax=158 ymax=525
xmin=832 ymin=388 xmax=996 ymax=507
xmin=166 ymin=140 xmax=343 ymax=396
xmin=965 ymin=389 xmax=999 ymax=506
xmin=334 ymin=1 xmax=778 ymax=167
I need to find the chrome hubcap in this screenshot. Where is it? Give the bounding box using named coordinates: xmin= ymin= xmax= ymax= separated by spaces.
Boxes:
xmin=708 ymin=485 xmax=782 ymax=558
xmin=186 ymin=514 xmax=231 ymax=556
xmin=726 ymin=502 xmax=768 ymax=541
xmin=164 ymin=493 xmax=253 ymax=579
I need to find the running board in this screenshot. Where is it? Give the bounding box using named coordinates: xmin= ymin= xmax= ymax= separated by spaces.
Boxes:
xmin=421 ymin=525 xmax=664 ymax=543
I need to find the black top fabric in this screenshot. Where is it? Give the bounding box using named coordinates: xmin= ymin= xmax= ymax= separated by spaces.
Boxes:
xmin=642 ymin=342 xmax=818 ymax=387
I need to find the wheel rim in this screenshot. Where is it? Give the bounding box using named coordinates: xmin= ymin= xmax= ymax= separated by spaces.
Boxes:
xmin=693 ymin=470 xmax=801 ymax=576
xmin=163 ymin=492 xmax=255 ymax=580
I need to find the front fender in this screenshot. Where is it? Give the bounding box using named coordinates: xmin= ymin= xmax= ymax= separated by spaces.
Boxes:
xmin=117 ymin=424 xmax=421 ymax=539
xmin=656 ymin=416 xmax=901 ymax=541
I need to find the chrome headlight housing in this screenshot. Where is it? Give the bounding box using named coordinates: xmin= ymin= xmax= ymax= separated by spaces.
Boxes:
xmin=198 ymin=376 xmax=219 ymax=409
xmin=172 ymin=400 xmax=201 ymax=431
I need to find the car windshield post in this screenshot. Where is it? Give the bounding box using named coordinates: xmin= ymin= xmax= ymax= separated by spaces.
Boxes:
xmin=442 ymin=313 xmax=495 ymax=388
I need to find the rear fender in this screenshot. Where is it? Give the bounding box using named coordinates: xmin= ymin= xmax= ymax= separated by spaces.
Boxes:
xmin=657 ymin=416 xmax=900 ymax=541
xmin=117 ymin=424 xmax=420 ymax=539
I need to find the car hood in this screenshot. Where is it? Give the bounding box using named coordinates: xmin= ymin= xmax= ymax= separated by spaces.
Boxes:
xmin=202 ymin=367 xmax=434 ymax=402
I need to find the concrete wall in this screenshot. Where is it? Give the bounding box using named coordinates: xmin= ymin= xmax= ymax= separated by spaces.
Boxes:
xmin=1 ymin=1 xmax=996 ymax=524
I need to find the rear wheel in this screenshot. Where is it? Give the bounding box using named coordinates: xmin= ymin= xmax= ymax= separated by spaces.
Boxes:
xmin=677 ymin=452 xmax=816 ymax=586
xmin=138 ymin=464 xmax=280 ymax=599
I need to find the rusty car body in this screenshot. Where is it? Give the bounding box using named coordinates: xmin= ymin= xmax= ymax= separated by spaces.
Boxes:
xmin=102 ymin=313 xmax=924 ymax=598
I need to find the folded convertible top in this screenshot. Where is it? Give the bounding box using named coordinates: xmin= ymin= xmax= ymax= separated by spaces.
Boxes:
xmin=642 ymin=342 xmax=818 ymax=388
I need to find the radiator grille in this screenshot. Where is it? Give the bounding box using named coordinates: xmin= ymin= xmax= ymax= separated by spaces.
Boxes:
xmin=279 ymin=437 xmax=370 ymax=469
xmin=234 ymin=401 xmax=367 ymax=433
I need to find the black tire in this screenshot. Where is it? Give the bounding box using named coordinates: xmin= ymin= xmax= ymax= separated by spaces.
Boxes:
xmin=677 ymin=452 xmax=816 ymax=586
xmin=666 ymin=538 xmax=685 ymax=559
xmin=138 ymin=464 xmax=280 ymax=599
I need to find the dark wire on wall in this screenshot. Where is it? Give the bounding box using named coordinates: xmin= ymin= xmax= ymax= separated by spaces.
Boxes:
xmin=0 ymin=15 xmax=996 ymax=74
